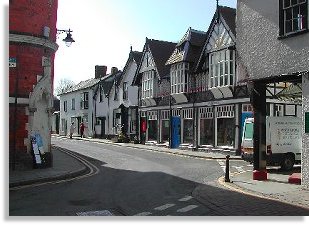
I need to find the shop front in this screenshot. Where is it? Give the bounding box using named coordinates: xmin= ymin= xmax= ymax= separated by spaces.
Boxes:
xmin=199 ymin=107 xmax=214 ymax=146
xmin=215 ymin=105 xmax=235 ymax=148
xmin=147 ymin=111 xmax=158 ymax=142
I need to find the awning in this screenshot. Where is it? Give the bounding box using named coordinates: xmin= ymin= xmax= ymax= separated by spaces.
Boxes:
xmin=210 ymin=86 xmax=233 ymax=99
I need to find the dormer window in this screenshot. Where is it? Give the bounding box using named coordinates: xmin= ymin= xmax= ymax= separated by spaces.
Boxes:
xmin=170 ymin=62 xmax=189 ymax=94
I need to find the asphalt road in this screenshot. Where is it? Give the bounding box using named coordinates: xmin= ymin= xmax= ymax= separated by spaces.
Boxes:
xmin=9 ymin=137 xmax=309 ymax=216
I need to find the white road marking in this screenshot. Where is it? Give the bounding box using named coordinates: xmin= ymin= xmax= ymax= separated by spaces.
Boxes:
xmin=232 ymin=166 xmax=245 ymax=173
xmin=176 ymin=205 xmax=198 ymax=213
xmin=76 ymin=210 xmax=113 ymax=216
xmin=221 ymin=165 xmax=226 ymax=172
xmin=178 ymin=196 xmax=193 ymax=202
xmin=134 ymin=211 xmax=152 ymax=216
xmin=154 ymin=203 xmax=175 ymax=211
xmin=217 ymin=160 xmax=225 ymax=166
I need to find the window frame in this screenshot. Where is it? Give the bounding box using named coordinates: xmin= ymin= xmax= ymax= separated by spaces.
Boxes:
xmin=63 ymin=100 xmax=67 ymax=112
xmin=99 ymin=85 xmax=104 ymax=102
xmin=279 ymin=0 xmax=308 ymax=38
xmin=81 ymin=92 xmax=89 ymax=109
xmin=170 ymin=62 xmax=189 ymax=94
xmin=141 ymin=70 xmax=154 ymax=99
xmin=123 ymin=82 xmax=128 ymax=100
xmin=71 ymin=98 xmax=75 ymax=110
xmin=114 ymin=85 xmax=119 ymax=101
xmin=209 ymin=49 xmax=235 ymax=88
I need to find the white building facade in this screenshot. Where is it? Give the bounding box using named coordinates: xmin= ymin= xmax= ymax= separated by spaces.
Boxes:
xmin=59 ymin=78 xmax=100 ymax=138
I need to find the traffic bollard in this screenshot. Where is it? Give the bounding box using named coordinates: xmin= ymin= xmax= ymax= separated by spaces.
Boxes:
xmin=225 ymin=155 xmax=230 ymax=182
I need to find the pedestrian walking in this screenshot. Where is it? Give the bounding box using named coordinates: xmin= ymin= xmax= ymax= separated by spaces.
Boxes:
xmin=69 ymin=122 xmax=75 ymax=139
xmin=80 ymin=122 xmax=85 ymax=138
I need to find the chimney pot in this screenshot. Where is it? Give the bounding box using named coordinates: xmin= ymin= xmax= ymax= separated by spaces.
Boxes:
xmin=95 ymin=65 xmax=107 ymax=79
xmin=111 ymin=67 xmax=118 ymax=75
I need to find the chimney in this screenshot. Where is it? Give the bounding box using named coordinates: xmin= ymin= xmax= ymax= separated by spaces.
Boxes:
xmin=111 ymin=67 xmax=118 ymax=75
xmin=95 ymin=65 xmax=107 ymax=79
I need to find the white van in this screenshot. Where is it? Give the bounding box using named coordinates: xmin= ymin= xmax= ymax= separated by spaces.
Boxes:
xmin=241 ymin=116 xmax=302 ymax=171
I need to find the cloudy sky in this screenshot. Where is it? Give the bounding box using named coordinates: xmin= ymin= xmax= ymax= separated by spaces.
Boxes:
xmin=54 ymin=0 xmax=237 ymax=89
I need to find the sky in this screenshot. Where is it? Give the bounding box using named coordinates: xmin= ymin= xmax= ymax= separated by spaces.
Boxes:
xmin=54 ymin=0 xmax=237 ymax=91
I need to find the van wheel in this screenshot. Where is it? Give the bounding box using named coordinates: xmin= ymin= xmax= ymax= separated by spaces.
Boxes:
xmin=281 ymin=154 xmax=295 ymax=171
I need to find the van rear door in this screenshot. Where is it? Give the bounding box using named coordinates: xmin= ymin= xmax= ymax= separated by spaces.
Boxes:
xmin=241 ymin=118 xmax=254 ymax=161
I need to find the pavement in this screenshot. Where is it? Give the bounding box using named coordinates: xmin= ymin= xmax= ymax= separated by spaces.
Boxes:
xmin=9 ymin=135 xmax=309 ymax=210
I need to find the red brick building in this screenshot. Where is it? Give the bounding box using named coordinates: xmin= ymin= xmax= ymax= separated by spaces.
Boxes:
xmin=9 ymin=0 xmax=59 ymax=169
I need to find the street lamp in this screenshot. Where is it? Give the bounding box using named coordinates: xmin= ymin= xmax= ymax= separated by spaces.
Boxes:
xmin=56 ymin=28 xmax=75 ymax=47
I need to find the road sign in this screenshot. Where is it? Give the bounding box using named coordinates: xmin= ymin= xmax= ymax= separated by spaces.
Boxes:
xmin=9 ymin=57 xmax=16 ymax=67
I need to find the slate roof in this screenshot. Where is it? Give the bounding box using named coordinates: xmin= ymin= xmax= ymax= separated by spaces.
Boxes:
xmin=147 ymin=39 xmax=177 ymax=79
xmin=100 ymin=70 xmax=123 ymax=96
xmin=166 ymin=28 xmax=207 ymax=67
xmin=121 ymin=50 xmax=143 ymax=85
xmin=131 ymin=51 xmax=143 ymax=66
xmin=59 ymin=78 xmax=100 ymax=95
xmin=219 ymin=6 xmax=236 ymax=36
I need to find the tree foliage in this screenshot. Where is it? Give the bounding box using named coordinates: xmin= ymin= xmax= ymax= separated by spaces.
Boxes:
xmin=54 ymin=78 xmax=75 ymax=95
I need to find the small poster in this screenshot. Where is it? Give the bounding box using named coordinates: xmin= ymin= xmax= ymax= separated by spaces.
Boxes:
xmin=31 ymin=136 xmax=42 ymax=165
xmin=35 ymin=133 xmax=43 ymax=148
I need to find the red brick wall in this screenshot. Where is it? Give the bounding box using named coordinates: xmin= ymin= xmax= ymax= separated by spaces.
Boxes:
xmin=9 ymin=0 xmax=58 ymax=168
xmin=9 ymin=106 xmax=28 ymax=153
xmin=9 ymin=0 xmax=58 ymax=40
xmin=9 ymin=45 xmax=45 ymax=96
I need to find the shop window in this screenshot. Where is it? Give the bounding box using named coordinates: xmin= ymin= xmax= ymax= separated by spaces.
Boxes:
xmin=200 ymin=119 xmax=214 ymax=146
xmin=161 ymin=120 xmax=170 ymax=142
xmin=217 ymin=118 xmax=235 ymax=147
xmin=183 ymin=119 xmax=194 ymax=143
xmin=148 ymin=120 xmax=157 ymax=141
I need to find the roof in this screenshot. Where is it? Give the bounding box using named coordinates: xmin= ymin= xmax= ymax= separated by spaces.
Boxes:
xmin=100 ymin=70 xmax=123 ymax=96
xmin=219 ymin=6 xmax=236 ymax=36
xmin=131 ymin=51 xmax=143 ymax=66
xmin=59 ymin=78 xmax=100 ymax=95
xmin=166 ymin=27 xmax=207 ymax=67
xmin=147 ymin=38 xmax=177 ymax=78
xmin=121 ymin=50 xmax=143 ymax=85
xmin=132 ymin=38 xmax=176 ymax=85
xmin=194 ymin=5 xmax=236 ymax=72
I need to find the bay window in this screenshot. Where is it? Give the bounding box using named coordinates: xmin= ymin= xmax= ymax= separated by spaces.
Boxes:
xmin=141 ymin=70 xmax=155 ymax=99
xmin=209 ymin=49 xmax=235 ymax=88
xmin=171 ymin=62 xmax=189 ymax=94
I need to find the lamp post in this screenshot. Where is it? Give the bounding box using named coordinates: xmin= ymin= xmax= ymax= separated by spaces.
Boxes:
xmin=56 ymin=28 xmax=75 ymax=47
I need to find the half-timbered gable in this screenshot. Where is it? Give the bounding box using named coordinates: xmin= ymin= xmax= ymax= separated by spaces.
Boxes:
xmin=195 ymin=6 xmax=237 ymax=100
xmin=133 ymin=38 xmax=176 ymax=107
